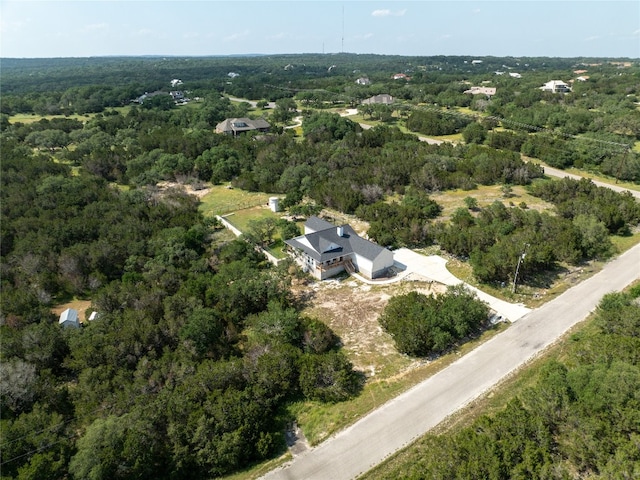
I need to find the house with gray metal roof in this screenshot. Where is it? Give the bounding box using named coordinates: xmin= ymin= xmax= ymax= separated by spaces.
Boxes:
xmin=285 ymin=216 xmax=394 ymax=280
xmin=59 ymin=308 xmax=80 ymax=328
xmin=215 ymin=117 xmax=271 ymax=136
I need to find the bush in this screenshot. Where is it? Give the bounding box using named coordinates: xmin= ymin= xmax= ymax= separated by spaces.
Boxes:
xmin=379 ymin=285 xmax=489 ymax=357
xmin=298 ymin=351 xmax=362 ymax=402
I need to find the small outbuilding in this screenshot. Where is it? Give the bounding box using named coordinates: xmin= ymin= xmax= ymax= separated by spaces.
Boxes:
xmin=59 ymin=308 xmax=80 ymax=328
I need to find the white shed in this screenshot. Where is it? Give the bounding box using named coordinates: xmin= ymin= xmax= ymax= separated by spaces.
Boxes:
xmin=59 ymin=308 xmax=80 ymax=328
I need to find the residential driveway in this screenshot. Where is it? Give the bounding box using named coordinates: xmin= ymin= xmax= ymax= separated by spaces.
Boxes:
xmin=391 ymin=248 xmax=531 ymax=322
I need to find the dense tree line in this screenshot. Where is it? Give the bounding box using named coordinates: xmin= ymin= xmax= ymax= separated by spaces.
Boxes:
xmin=432 ymin=185 xmax=638 ymax=285
xmin=0 ymin=142 xmax=362 ymax=479
xmin=369 ymin=287 xmax=640 ymax=479
xmin=356 ymin=188 xmax=442 ymax=248
xmin=3 ymin=99 xmax=635 ymax=293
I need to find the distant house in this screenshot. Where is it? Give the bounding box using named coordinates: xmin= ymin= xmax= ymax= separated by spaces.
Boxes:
xmin=509 ymin=72 xmax=522 ymax=78
xmin=471 ymin=59 xmax=483 ymax=65
xmin=59 ymin=308 xmax=80 ymax=328
xmin=215 ymin=117 xmax=271 ymax=136
xmin=285 ymin=216 xmax=394 ymax=280
xmin=170 ymin=91 xmax=185 ymax=101
xmin=361 ymin=94 xmax=394 ymax=105
xmin=170 ymin=79 xmax=183 ymax=87
xmin=132 ymin=90 xmax=168 ymax=104
xmin=355 ymin=77 xmax=371 ymax=85
xmin=540 ymin=80 xmax=572 ymax=93
xmin=228 ymin=72 xmax=240 ymax=78
xmin=392 ymin=73 xmax=410 ymax=81
xmin=463 ymin=86 xmax=496 ymax=97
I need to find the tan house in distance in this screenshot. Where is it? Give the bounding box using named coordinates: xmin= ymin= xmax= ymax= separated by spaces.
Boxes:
xmin=463 ymin=86 xmax=496 ymax=97
xmin=362 ymin=94 xmax=394 ymax=105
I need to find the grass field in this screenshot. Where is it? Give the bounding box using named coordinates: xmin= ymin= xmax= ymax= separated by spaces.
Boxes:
xmin=8 ymin=106 xmax=133 ymax=124
xmin=429 ymin=183 xmax=555 ymax=221
xmin=198 ymin=186 xmax=274 ymax=216
xmin=9 ymin=112 xmax=93 ymax=124
xmin=222 ymin=205 xmax=279 ymax=230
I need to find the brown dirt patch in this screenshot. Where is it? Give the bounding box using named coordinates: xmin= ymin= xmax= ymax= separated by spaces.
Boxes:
xmin=300 ymin=278 xmax=447 ymax=380
xmin=157 ymin=181 xmax=212 ymax=198
xmin=51 ymin=299 xmax=92 ymax=323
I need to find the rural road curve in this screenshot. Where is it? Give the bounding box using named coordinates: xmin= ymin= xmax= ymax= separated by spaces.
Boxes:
xmin=540 ymin=165 xmax=640 ymax=199
xmin=262 ymin=242 xmax=640 ymax=480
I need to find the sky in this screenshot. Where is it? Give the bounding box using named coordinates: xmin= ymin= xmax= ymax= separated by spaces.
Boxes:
xmin=1 ymin=0 xmax=639 ymax=58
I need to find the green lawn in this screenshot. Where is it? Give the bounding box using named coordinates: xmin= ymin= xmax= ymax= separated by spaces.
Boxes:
xmin=198 ymin=186 xmax=273 ymax=216
xmin=222 ymin=205 xmax=279 ymax=231
xmin=9 ymin=112 xmax=93 ymax=124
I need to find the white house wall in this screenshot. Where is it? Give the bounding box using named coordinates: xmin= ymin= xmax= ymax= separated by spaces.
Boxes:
xmin=354 ymin=254 xmax=374 ymax=278
xmin=371 ymin=249 xmax=395 ymax=278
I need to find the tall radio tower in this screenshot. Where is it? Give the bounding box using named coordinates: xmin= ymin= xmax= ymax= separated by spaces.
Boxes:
xmin=341 ymin=5 xmax=344 ymax=53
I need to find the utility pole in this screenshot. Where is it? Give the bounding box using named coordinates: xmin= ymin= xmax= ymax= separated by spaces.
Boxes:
xmin=512 ymin=243 xmax=530 ymax=294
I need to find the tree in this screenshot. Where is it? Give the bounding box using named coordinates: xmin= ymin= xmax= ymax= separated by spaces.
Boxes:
xmin=379 ymin=287 xmax=488 ymax=357
xmin=179 ymin=307 xmax=226 ymax=358
xmin=278 ymin=219 xmax=301 ymax=240
xmin=272 ymin=98 xmax=297 ymax=123
xmin=24 ymin=129 xmax=70 ymax=152
xmin=244 ymin=217 xmax=278 ymax=247
xmin=462 ymin=122 xmax=487 ymax=145
xmin=572 ymin=214 xmax=614 ymax=259
xmin=0 ymin=359 xmax=37 ymax=414
xmin=464 ymin=196 xmax=479 ymax=211
xmin=298 ymin=351 xmax=362 ymax=402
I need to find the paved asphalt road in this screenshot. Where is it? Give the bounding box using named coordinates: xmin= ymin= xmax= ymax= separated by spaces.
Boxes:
xmin=262 ymin=242 xmax=640 ymax=480
xmin=541 ymin=165 xmax=640 ymax=199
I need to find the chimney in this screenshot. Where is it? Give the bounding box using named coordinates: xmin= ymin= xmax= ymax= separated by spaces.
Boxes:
xmin=337 ymin=226 xmax=344 ymax=237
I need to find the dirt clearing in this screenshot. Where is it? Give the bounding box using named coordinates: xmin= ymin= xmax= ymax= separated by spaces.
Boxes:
xmin=300 ymin=277 xmax=447 ymax=380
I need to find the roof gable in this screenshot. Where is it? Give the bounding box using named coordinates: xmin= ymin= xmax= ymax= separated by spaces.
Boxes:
xmin=286 ymin=218 xmax=388 ymax=262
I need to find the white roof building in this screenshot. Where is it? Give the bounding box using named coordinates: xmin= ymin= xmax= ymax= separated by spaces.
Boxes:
xmin=59 ymin=308 xmax=80 ymax=328
xmin=540 ymin=80 xmax=572 ymax=93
